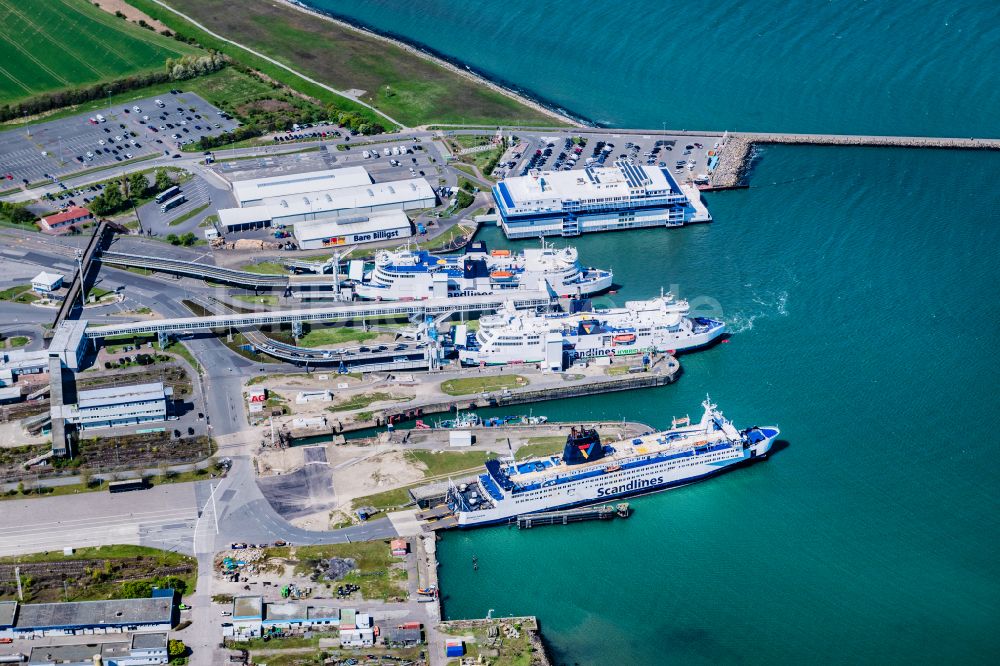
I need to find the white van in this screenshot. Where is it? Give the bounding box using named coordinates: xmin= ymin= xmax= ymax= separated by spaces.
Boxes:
xmin=383 ymin=147 xmax=391 ymax=156
xmin=363 ymin=150 xmax=371 ymax=158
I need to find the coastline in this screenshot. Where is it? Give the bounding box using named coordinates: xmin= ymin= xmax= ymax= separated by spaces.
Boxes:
xmin=278 ymin=0 xmax=585 ymax=128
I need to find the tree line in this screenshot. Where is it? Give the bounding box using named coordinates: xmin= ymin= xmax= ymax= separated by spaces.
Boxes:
xmin=0 ymin=54 xmax=226 ymax=123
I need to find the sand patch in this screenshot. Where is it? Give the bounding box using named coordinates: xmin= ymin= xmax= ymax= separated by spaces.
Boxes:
xmin=94 ymin=0 xmax=170 ymax=32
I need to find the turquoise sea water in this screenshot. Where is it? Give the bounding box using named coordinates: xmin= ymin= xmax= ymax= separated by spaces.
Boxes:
xmin=306 ymin=0 xmax=1000 ymax=136
xmin=301 ymin=1 xmax=1000 ymax=662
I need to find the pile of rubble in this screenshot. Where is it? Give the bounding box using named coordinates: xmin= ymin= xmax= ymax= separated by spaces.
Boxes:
xmin=320 ymin=557 xmax=357 ymax=581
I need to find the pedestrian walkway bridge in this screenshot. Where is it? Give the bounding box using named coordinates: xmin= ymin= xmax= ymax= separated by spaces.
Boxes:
xmin=83 ymin=292 xmax=551 ymax=339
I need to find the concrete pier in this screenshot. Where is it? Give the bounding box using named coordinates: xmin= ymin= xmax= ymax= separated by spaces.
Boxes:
xmin=517 ymin=503 xmax=630 ymax=528
xmin=708 ymin=131 xmax=1000 ymax=189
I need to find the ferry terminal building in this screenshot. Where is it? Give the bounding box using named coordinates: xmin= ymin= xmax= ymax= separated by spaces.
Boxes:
xmin=492 ymin=160 xmax=711 ymax=238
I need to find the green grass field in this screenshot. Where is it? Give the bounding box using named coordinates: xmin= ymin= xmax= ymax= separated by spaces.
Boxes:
xmin=0 ymin=0 xmax=199 ymax=106
xmin=126 ymin=0 xmax=558 ymax=127
xmin=440 ymin=374 xmax=528 ymax=396
xmin=298 ymin=326 xmax=378 ymax=347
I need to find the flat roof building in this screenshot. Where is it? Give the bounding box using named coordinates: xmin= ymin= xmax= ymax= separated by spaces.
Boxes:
xmin=294 ymin=210 xmax=413 ymax=249
xmin=1 ymin=592 xmax=173 ymax=638
xmin=493 ymin=160 xmax=710 ymax=238
xmin=233 ymin=167 xmax=373 ymax=207
xmin=48 ymin=319 xmax=89 ymax=371
xmin=219 ymin=165 xmax=434 ymax=237
xmin=217 ymin=206 xmax=272 ymax=233
xmin=0 ymin=349 xmax=49 ymax=376
xmin=31 ymin=271 xmax=64 ymax=293
xmin=26 ymin=632 xmax=168 ymax=665
xmin=65 ymin=381 xmax=171 ymax=431
xmin=229 ymin=597 xmax=341 ymax=638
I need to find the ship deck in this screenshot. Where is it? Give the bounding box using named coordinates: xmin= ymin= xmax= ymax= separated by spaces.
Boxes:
xmin=506 ymin=423 xmax=737 ymax=485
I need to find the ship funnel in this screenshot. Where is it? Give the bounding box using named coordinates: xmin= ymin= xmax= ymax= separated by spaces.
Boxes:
xmin=562 ymin=427 xmax=605 ymax=465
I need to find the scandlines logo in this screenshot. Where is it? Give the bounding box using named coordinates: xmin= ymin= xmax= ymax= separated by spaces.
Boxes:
xmin=597 ymin=476 xmax=664 ymax=497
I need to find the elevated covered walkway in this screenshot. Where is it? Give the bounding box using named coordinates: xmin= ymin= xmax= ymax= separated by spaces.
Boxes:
xmin=84 ymin=292 xmax=551 ymax=339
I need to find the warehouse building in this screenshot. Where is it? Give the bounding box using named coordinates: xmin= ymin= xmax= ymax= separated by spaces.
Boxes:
xmin=0 ymin=590 xmax=173 ymax=639
xmin=294 ymin=210 xmax=413 ymax=249
xmin=217 ymin=178 xmax=435 ymax=235
xmin=228 ymin=597 xmax=339 ymax=638
xmin=64 ymin=382 xmax=171 ymax=430
xmin=227 ymin=598 xmax=373 ymax=645
xmin=233 ymin=167 xmax=373 ymax=207
xmin=264 ymin=178 xmax=435 ymax=224
xmin=26 ymin=632 xmax=168 ymax=665
xmin=492 ymin=160 xmax=710 ymax=238
xmin=219 ymin=165 xmax=434 ymax=241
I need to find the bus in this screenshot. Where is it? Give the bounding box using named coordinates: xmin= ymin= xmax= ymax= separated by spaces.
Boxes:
xmin=108 ymin=479 xmax=147 ymax=493
xmin=154 ymin=185 xmax=181 ymax=204
xmin=160 ymin=194 xmax=186 ymax=213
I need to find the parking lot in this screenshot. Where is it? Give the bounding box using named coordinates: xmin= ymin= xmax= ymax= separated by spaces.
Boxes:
xmin=214 ymin=145 xmax=338 ymax=180
xmin=494 ymin=131 xmax=722 ymax=186
xmin=0 ymin=90 xmax=240 ymax=187
xmin=137 ymin=172 xmax=233 ymax=236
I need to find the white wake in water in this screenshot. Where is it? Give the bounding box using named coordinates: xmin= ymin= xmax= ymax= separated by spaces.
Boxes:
xmin=727 ymin=290 xmax=790 ymax=334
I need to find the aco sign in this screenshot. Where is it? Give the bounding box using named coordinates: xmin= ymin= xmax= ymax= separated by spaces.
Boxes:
xmin=248 ymin=389 xmax=267 ymax=404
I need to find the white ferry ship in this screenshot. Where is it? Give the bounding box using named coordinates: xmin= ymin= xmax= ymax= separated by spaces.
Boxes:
xmin=353 ymin=240 xmax=613 ymax=300
xmin=457 ymin=293 xmax=725 ymax=366
xmin=448 ymin=398 xmax=778 ymax=527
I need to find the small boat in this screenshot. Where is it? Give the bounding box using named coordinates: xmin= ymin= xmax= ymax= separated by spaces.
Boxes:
xmin=437 ymin=413 xmax=482 ymax=429
xmin=603 ymin=464 xmax=621 ymax=473
xmin=613 ymin=333 xmax=637 ymax=344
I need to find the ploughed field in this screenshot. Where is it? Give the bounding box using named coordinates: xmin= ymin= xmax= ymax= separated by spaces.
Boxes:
xmin=0 ymin=0 xmax=198 ymax=105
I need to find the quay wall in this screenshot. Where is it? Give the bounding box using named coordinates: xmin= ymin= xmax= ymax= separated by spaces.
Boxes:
xmin=378 ymin=367 xmax=678 ymax=431
xmin=285 ymin=361 xmax=679 ymax=441
xmin=709 ymin=132 xmax=1000 ymax=189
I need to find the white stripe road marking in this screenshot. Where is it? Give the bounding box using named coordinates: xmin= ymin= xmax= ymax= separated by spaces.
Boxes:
xmin=3 ymin=511 xmax=196 ymax=537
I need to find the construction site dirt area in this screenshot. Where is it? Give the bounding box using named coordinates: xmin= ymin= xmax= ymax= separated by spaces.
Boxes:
xmin=213 ymin=540 xmax=414 ymax=603
xmin=253 ymin=421 xmax=652 ymax=531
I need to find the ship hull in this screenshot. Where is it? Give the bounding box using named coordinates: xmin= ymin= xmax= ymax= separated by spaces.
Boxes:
xmin=456 ymin=428 xmax=776 ymax=528
xmin=459 ymin=321 xmax=725 ymax=366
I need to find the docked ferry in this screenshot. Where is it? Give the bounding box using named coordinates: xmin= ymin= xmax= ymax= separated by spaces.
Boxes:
xmin=353 ymin=240 xmax=613 ymax=300
xmin=448 ymin=398 xmax=778 ymax=527
xmin=457 ymin=293 xmax=725 ymax=366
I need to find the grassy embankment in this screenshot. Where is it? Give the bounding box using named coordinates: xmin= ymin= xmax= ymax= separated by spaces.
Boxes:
xmin=446 ymin=133 xmax=508 ymax=180
xmin=0 ymin=544 xmax=197 ymax=602
xmin=0 ymin=0 xmax=199 ymax=106
xmin=126 ymin=0 xmax=558 ymax=127
xmin=297 ymin=325 xmax=378 ymax=347
xmin=440 ymin=374 xmax=528 ymax=396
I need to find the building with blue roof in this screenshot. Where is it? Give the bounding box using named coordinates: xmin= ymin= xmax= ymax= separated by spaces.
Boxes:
xmin=492 ymin=161 xmax=711 ymax=238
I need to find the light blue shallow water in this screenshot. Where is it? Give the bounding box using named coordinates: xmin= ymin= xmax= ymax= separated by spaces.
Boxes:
xmin=299 ymin=2 xmax=1000 ymax=662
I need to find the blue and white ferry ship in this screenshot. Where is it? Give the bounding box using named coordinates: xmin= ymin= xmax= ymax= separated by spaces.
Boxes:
xmin=449 ymin=398 xmax=778 ymax=527
xmin=458 ymin=293 xmax=725 ymax=366
xmin=353 ymin=240 xmax=612 ymax=300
